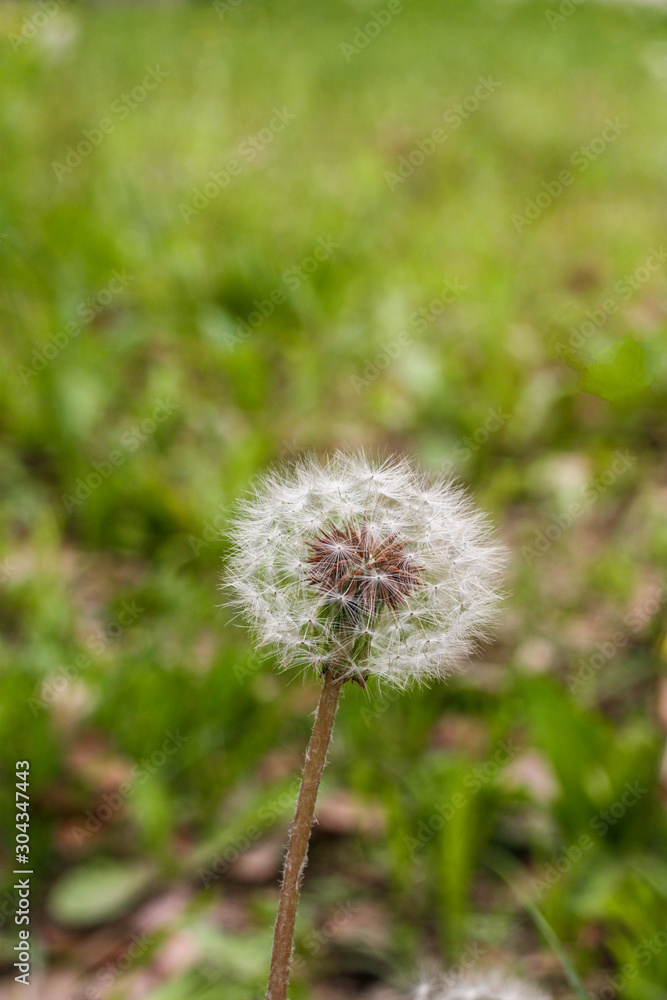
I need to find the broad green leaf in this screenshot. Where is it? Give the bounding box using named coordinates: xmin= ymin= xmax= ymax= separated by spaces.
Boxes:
xmin=49 ymin=860 xmax=156 ymax=927
xmin=576 ymin=337 xmax=654 ymax=403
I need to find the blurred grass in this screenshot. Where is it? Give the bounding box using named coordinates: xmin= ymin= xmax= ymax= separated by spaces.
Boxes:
xmin=0 ymin=0 xmax=666 ymax=997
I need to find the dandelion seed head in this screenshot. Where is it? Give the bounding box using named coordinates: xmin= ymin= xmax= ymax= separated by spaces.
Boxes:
xmin=225 ymin=450 xmax=506 ymax=687
xmin=411 ymin=971 xmax=550 ymax=1000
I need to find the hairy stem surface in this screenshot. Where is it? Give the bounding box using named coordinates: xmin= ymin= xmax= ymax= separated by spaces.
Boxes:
xmin=266 ymin=668 xmax=344 ymax=1000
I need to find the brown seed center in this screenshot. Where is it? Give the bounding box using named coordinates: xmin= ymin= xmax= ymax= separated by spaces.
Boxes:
xmin=305 ymin=519 xmax=422 ymax=621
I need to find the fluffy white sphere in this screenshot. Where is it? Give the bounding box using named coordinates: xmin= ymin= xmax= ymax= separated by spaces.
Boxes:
xmin=226 ymin=451 xmax=506 ymax=687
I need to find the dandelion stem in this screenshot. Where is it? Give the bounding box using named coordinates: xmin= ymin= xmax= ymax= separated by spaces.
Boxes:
xmin=267 ymin=667 xmax=344 ymax=1000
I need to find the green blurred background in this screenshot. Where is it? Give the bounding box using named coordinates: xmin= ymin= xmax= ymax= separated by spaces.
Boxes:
xmin=1 ymin=0 xmax=667 ymax=997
